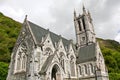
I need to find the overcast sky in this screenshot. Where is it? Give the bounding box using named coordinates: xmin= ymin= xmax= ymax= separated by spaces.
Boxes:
xmin=0 ymin=0 xmax=120 ymax=43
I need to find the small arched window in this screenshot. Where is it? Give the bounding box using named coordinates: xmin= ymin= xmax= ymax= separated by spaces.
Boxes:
xmin=60 ymin=52 xmax=64 ymax=69
xmin=84 ymin=65 xmax=87 ymax=74
xmin=70 ymin=56 xmax=75 ymax=76
xmin=90 ymin=63 xmax=94 ymax=73
xmin=82 ymin=17 xmax=86 ymax=30
xmin=78 ymin=20 xmax=82 ymax=31
xmin=79 ymin=66 xmax=82 ymax=75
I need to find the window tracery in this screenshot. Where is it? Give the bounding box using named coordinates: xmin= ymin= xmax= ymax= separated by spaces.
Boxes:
xmin=44 ymin=47 xmax=52 ymax=55
xmin=70 ymin=56 xmax=75 ymax=76
xmin=14 ymin=43 xmax=27 ymax=73
xmin=59 ymin=52 xmax=64 ymax=69
xmin=16 ymin=54 xmax=21 ymax=70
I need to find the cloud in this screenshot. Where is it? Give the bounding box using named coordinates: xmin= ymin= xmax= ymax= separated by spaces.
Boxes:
xmin=48 ymin=0 xmax=80 ymax=39
xmin=115 ymin=32 xmax=120 ymax=43
xmin=80 ymin=0 xmax=120 ymax=40
xmin=0 ymin=0 xmax=120 ymax=41
xmin=0 ymin=5 xmax=25 ymax=21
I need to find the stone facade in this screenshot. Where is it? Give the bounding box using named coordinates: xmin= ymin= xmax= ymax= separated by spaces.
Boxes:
xmin=7 ymin=7 xmax=109 ymax=80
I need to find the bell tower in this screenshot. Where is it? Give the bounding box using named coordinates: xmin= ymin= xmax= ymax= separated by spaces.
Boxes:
xmin=74 ymin=6 xmax=96 ymax=47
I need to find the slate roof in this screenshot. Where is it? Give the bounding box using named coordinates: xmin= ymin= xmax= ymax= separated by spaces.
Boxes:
xmin=77 ymin=43 xmax=96 ymax=63
xmin=28 ymin=21 xmax=71 ymax=48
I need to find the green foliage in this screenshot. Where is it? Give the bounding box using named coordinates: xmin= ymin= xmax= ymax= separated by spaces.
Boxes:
xmin=98 ymin=38 xmax=120 ymax=80
xmin=0 ymin=62 xmax=9 ymax=80
xmin=109 ymin=73 xmax=120 ymax=80
xmin=0 ymin=12 xmax=21 ymax=80
xmin=0 ymin=12 xmax=21 ymax=63
xmin=105 ymin=55 xmax=118 ymax=72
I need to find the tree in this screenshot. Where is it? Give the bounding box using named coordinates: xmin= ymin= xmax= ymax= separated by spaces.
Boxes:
xmin=0 ymin=62 xmax=9 ymax=80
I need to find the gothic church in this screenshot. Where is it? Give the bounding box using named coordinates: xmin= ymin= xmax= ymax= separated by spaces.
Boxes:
xmin=7 ymin=6 xmax=109 ymax=80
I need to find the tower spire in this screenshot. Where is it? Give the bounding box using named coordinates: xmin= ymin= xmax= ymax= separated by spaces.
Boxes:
xmin=83 ymin=4 xmax=86 ymax=14
xmin=88 ymin=10 xmax=92 ymax=22
xmin=88 ymin=10 xmax=91 ymax=16
xmin=74 ymin=6 xmax=96 ymax=47
xmin=25 ymin=15 xmax=28 ymax=20
xmin=24 ymin=15 xmax=28 ymax=23
xmin=74 ymin=9 xmax=76 ymax=19
xmin=83 ymin=5 xmax=85 ymax=10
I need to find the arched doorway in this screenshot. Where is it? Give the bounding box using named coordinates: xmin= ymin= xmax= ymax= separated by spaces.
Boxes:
xmin=51 ymin=64 xmax=61 ymax=80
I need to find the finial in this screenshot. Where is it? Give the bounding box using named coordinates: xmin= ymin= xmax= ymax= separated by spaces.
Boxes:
xmin=82 ymin=4 xmax=86 ymax=13
xmin=25 ymin=15 xmax=28 ymax=20
xmin=88 ymin=10 xmax=90 ymax=14
xmin=88 ymin=10 xmax=91 ymax=16
xmin=87 ymin=10 xmax=92 ymax=22
xmin=74 ymin=8 xmax=76 ymax=14
xmin=47 ymin=29 xmax=49 ymax=31
xmin=74 ymin=8 xmax=76 ymax=17
xmin=83 ymin=4 xmax=85 ymax=10
xmin=70 ymin=39 xmax=73 ymax=43
xmin=47 ymin=29 xmax=50 ymax=33
xmin=24 ymin=15 xmax=28 ymax=23
xmin=58 ymin=35 xmax=62 ymax=39
xmin=59 ymin=35 xmax=61 ymax=37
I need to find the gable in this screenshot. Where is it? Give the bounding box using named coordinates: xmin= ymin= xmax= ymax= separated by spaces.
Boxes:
xmin=68 ymin=43 xmax=76 ymax=59
xmin=42 ymin=33 xmax=55 ymax=53
xmin=57 ymin=39 xmax=66 ymax=53
xmin=12 ymin=20 xmax=35 ymax=54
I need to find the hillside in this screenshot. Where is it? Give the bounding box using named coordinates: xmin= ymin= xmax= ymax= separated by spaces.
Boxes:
xmin=97 ymin=38 xmax=120 ymax=80
xmin=0 ymin=13 xmax=120 ymax=80
xmin=0 ymin=12 xmax=21 ymax=80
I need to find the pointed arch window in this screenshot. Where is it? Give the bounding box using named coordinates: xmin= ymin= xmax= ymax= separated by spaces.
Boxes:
xmin=78 ymin=20 xmax=82 ymax=31
xmin=79 ymin=66 xmax=82 ymax=75
xmin=14 ymin=43 xmax=27 ymax=73
xmin=90 ymin=63 xmax=94 ymax=73
xmin=82 ymin=17 xmax=86 ymax=30
xmin=84 ymin=65 xmax=88 ymax=74
xmin=60 ymin=52 xmax=64 ymax=69
xmin=70 ymin=56 xmax=75 ymax=76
